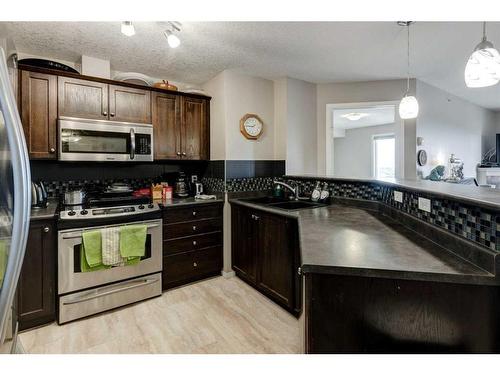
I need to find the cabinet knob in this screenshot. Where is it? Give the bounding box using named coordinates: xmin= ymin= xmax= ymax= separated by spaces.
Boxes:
xmin=49 ymin=148 xmax=56 ymax=153
xmin=103 ymin=111 xmax=108 ymax=116
xmin=110 ymin=112 xmax=115 ymax=117
xmin=193 ymin=262 xmax=198 ymax=267
xmin=43 ymin=226 xmax=50 ymax=233
xmin=182 ymin=152 xmax=187 ymax=156
xmin=192 ymin=225 xmax=197 ymax=231
xmin=193 ymin=240 xmax=197 ymax=246
xmin=192 ymin=211 xmax=197 ymax=216
xmin=254 ymin=215 xmax=260 ymax=220
xmin=176 ymin=152 xmax=181 ymax=156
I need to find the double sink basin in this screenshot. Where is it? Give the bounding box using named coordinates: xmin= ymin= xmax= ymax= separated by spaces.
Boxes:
xmin=241 ymin=196 xmax=326 ymax=211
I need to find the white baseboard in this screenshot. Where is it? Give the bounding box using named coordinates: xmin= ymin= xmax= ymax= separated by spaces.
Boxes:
xmin=221 ymin=270 xmax=235 ymax=278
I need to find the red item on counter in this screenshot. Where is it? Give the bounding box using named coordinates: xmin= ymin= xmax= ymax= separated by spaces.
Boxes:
xmin=163 ymin=186 xmax=173 ymax=200
xmin=133 ymin=188 xmax=151 ymax=197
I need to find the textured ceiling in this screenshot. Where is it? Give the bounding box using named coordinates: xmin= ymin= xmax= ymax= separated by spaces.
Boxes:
xmin=1 ymin=21 xmax=500 ymax=110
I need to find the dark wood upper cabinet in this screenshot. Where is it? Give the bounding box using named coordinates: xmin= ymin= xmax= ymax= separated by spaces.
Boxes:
xmin=109 ymin=84 xmax=151 ymax=123
xmin=17 ymin=220 xmax=56 ymax=331
xmin=58 ymin=76 xmax=108 ymax=120
xmin=152 ymin=92 xmax=181 ymax=159
xmin=20 ymin=70 xmax=58 ymax=159
xmin=181 ymin=97 xmax=209 ymax=160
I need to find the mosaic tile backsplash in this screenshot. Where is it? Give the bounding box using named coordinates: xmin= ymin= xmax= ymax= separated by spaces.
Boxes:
xmin=283 ymin=177 xmax=500 ymax=253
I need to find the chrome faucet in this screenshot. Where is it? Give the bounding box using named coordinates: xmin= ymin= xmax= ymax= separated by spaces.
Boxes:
xmin=273 ymin=180 xmax=300 ymax=201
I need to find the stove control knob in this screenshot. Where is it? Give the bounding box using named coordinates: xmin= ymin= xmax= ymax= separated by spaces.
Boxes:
xmin=80 ymin=210 xmax=88 ymax=215
xmin=68 ymin=211 xmax=76 ymax=216
xmin=148 ymin=204 xmax=154 ymax=209
xmin=138 ymin=205 xmax=145 ymax=209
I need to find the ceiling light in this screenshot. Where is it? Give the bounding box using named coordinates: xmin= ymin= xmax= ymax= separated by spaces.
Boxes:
xmin=341 ymin=113 xmax=369 ymax=121
xmin=121 ymin=21 xmax=135 ymax=37
xmin=164 ymin=30 xmax=181 ymax=48
xmin=164 ymin=22 xmax=182 ymax=48
xmin=398 ymin=21 xmax=419 ymax=120
xmin=464 ymin=22 xmax=500 ymax=88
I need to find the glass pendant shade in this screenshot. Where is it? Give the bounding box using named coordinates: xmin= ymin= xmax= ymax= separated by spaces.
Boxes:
xmin=399 ymin=95 xmax=419 ymax=119
xmin=464 ymin=44 xmax=500 ymax=88
xmin=165 ymin=31 xmax=181 ymax=48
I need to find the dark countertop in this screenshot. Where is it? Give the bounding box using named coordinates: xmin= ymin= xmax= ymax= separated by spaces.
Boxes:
xmin=286 ymin=174 xmax=500 ymax=210
xmin=229 ymin=198 xmax=498 ymax=285
xmin=159 ymin=195 xmax=225 ymax=208
xmin=29 ymin=195 xmax=225 ymax=222
xmin=30 ymin=200 xmax=59 ymax=221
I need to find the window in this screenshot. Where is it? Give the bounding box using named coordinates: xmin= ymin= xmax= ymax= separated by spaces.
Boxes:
xmin=373 ymin=134 xmax=395 ymax=179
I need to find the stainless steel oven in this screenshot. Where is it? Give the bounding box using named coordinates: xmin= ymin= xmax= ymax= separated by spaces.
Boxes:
xmin=57 ymin=218 xmax=162 ymax=323
xmin=58 ymin=117 xmax=153 ymax=162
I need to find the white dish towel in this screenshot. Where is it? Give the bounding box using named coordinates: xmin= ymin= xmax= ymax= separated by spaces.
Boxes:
xmin=101 ymin=227 xmax=125 ymax=266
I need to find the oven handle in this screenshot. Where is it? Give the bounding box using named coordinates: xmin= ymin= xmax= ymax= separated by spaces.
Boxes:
xmin=130 ymin=128 xmax=135 ymax=160
xmin=61 ymin=223 xmax=160 ymax=240
xmin=61 ymin=277 xmax=159 ymax=305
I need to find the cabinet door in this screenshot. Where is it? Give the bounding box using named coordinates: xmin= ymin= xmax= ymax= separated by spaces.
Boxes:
xmin=109 ymin=85 xmax=151 ymax=124
xmin=58 ymin=76 xmax=108 ymax=120
xmin=20 ymin=70 xmax=58 ymax=159
xmin=231 ymin=206 xmax=257 ymax=283
xmin=255 ymin=211 xmax=295 ymax=308
xmin=152 ymin=92 xmax=181 ymax=159
xmin=17 ymin=221 xmax=56 ymax=331
xmin=181 ymin=97 xmax=209 ymax=160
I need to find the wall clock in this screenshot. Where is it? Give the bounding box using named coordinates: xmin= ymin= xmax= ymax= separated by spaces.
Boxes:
xmin=240 ymin=113 xmax=264 ymax=140
xmin=417 ymin=149 xmax=428 ymax=166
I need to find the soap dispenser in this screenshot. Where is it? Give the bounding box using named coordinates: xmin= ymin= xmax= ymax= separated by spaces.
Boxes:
xmin=311 ymin=182 xmax=322 ymax=202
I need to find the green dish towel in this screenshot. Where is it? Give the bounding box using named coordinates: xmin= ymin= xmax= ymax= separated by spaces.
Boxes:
xmin=80 ymin=242 xmax=110 ymax=272
xmin=82 ymin=230 xmax=102 ymax=268
xmin=120 ymin=224 xmax=147 ymax=263
xmin=0 ymin=240 xmax=7 ymax=285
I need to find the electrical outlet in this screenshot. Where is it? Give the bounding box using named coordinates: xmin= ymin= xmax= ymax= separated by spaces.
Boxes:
xmin=394 ymin=191 xmax=403 ymax=203
xmin=418 ymin=197 xmax=431 ymax=213
xmin=191 ymin=175 xmax=198 ymax=183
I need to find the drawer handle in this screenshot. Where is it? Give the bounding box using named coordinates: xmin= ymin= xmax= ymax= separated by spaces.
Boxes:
xmin=193 ymin=262 xmax=198 ymax=267
xmin=193 ymin=240 xmax=197 ymax=246
xmin=192 ymin=225 xmax=197 ymax=231
xmin=62 ymin=278 xmax=159 ymax=305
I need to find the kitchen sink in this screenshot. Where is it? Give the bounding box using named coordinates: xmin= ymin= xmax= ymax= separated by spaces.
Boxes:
xmin=268 ymin=201 xmax=326 ymax=211
xmin=241 ymin=196 xmax=290 ymax=205
xmin=241 ymin=196 xmax=325 ymax=211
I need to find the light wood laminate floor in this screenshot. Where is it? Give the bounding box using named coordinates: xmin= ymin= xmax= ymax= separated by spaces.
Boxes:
xmin=19 ymin=276 xmax=301 ymax=354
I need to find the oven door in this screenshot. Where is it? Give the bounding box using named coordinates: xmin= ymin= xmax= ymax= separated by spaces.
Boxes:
xmin=58 ymin=219 xmax=162 ymax=295
xmin=58 ymin=117 xmax=153 ymax=162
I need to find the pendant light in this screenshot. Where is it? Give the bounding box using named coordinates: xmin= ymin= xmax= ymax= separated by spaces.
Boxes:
xmin=464 ymin=22 xmax=500 ymax=88
xmin=398 ymin=21 xmax=419 ymax=120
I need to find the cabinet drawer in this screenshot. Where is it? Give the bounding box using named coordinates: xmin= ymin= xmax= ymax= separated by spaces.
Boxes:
xmin=163 ymin=232 xmax=222 ymax=256
xmin=163 ymin=204 xmax=222 ymax=224
xmin=162 ymin=247 xmax=222 ymax=289
xmin=163 ymin=218 xmax=222 ymax=240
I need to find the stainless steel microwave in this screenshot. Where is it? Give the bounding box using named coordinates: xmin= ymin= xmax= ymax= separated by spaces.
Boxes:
xmin=58 ymin=117 xmax=153 ymax=162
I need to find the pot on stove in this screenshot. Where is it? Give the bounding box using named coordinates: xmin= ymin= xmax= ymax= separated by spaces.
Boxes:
xmin=63 ymin=189 xmax=86 ymax=206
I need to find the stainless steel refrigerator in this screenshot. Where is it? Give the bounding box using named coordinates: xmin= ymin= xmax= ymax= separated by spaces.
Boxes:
xmin=0 ymin=47 xmax=31 ymax=353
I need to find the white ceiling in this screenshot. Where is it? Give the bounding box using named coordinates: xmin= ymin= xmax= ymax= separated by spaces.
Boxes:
xmin=334 ymin=105 xmax=395 ymax=130
xmin=1 ymin=21 xmax=500 ymax=110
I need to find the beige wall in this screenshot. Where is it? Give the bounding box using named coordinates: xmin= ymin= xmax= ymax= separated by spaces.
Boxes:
xmin=317 ymin=79 xmax=417 ymax=178
xmin=202 ymin=71 xmax=227 ymax=160
xmin=286 ymin=78 xmax=317 ymax=175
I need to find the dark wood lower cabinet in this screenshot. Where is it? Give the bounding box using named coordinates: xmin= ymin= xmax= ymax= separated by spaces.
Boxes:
xmin=231 ymin=204 xmax=301 ymax=316
xmin=305 ymin=273 xmax=500 ymax=353
xmin=17 ymin=220 xmax=56 ymax=331
xmin=162 ymin=203 xmax=223 ymax=290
